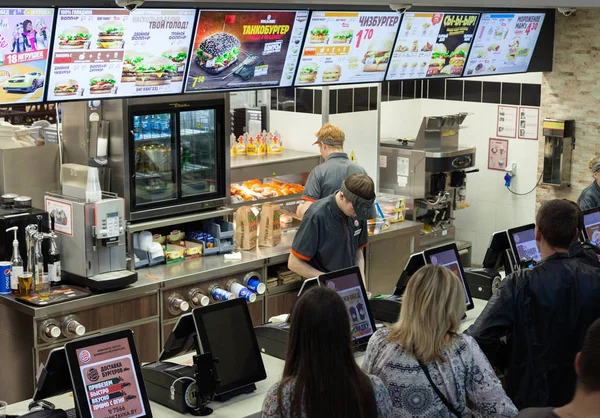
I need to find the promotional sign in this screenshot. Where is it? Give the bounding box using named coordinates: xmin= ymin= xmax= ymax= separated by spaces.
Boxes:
xmin=464 ymin=13 xmax=545 ymax=76
xmin=519 ymin=106 xmax=540 ymax=140
xmin=76 ymin=338 xmax=146 ymax=418
xmin=294 ymin=11 xmax=401 ymax=86
xmin=185 ymin=10 xmax=308 ymax=92
xmin=386 ymin=12 xmax=479 ymax=80
xmin=497 ymin=105 xmax=518 ymax=138
xmin=0 ymin=8 xmax=54 ymax=105
xmin=47 ymin=8 xmax=196 ymax=101
xmin=488 ymin=137 xmax=508 ymax=171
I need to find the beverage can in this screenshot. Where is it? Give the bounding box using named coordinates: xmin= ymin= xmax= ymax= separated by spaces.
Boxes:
xmin=244 ymin=273 xmax=266 ymax=295
xmin=229 ymin=281 xmax=256 ymax=303
xmin=0 ymin=261 xmax=10 ymax=293
xmin=208 ymin=284 xmax=235 ymax=301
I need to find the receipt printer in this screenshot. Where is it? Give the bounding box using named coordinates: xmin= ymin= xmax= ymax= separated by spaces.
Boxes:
xmin=369 ymin=295 xmax=402 ymax=323
xmin=255 ymin=322 xmax=290 ymax=361
xmin=142 ymin=362 xmax=197 ymax=413
xmin=464 ymin=268 xmax=501 ymax=300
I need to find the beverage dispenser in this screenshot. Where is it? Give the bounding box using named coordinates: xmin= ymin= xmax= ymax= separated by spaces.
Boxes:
xmin=542 ymin=119 xmax=575 ymax=187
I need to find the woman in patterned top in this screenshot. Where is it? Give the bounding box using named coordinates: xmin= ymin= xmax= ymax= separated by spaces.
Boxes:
xmin=363 ymin=265 xmax=518 ymax=417
xmin=262 ymin=286 xmax=393 ymax=418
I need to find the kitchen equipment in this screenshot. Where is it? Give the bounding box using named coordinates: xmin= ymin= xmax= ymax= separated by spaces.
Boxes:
xmin=44 ymin=192 xmax=137 ymax=292
xmin=542 ymin=119 xmax=575 ymax=187
xmin=0 ymin=206 xmax=48 ymax=270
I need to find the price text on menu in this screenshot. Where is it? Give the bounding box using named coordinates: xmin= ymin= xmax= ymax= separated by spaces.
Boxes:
xmin=0 ymin=8 xmax=54 ymax=105
xmin=295 ymin=11 xmax=401 ymax=86
xmin=386 ymin=12 xmax=479 ymax=81
xmin=48 ymin=8 xmax=195 ymax=101
xmin=185 ymin=10 xmax=309 ymax=92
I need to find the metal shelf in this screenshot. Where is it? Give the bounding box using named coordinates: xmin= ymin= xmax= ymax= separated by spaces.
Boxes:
xmin=127 ymin=207 xmax=234 ymax=233
xmin=230 ymin=149 xmax=320 ymax=183
xmin=228 ymin=193 xmax=302 ymax=209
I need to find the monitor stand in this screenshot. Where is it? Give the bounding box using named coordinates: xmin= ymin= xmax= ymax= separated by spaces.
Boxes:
xmin=214 ymin=384 xmax=257 ymax=403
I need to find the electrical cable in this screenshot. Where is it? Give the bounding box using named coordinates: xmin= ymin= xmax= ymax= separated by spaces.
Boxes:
xmin=506 ymin=171 xmax=543 ymax=196
xmin=170 ymin=376 xmax=196 ymax=400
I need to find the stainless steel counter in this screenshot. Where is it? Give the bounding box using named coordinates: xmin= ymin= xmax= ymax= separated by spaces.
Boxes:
xmin=368 ymin=220 xmax=422 ymax=243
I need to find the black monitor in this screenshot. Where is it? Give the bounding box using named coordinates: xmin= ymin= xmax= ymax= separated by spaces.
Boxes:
xmin=423 ymin=243 xmax=475 ymax=311
xmin=34 ymin=347 xmax=72 ymax=401
xmin=583 ymin=208 xmax=600 ymax=246
xmin=319 ymin=266 xmax=377 ymax=347
xmin=507 ymin=224 xmax=541 ymax=267
xmin=393 ymin=251 xmax=426 ymax=296
xmin=193 ymin=298 xmax=267 ymax=398
xmin=159 ymin=313 xmax=199 ymax=362
xmin=64 ymin=329 xmax=153 ymax=418
xmin=482 ymin=230 xmax=512 ymax=271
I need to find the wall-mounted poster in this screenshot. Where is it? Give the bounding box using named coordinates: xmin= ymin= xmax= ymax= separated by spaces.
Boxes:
xmin=497 ymin=105 xmax=518 ymax=138
xmin=519 ymin=106 xmax=540 ymax=140
xmin=488 ymin=137 xmax=509 ymax=171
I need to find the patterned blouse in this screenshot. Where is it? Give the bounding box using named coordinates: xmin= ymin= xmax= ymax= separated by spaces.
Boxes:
xmin=363 ymin=328 xmax=518 ymax=418
xmin=261 ymin=375 xmax=394 ymax=418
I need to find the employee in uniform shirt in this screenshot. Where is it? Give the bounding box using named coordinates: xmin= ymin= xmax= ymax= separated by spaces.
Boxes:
xmin=296 ymin=123 xmax=366 ymax=218
xmin=288 ymin=173 xmax=375 ymax=280
xmin=578 ymin=156 xmax=600 ymax=211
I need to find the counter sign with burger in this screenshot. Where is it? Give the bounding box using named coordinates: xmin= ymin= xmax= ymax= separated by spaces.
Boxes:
xmin=48 ymin=8 xmax=195 ymax=101
xmin=185 ymin=10 xmax=309 ymax=92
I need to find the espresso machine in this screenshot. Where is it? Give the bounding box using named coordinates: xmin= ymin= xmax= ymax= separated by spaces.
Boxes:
xmin=380 ymin=113 xmax=478 ymax=248
xmin=44 ymin=192 xmax=137 ymax=292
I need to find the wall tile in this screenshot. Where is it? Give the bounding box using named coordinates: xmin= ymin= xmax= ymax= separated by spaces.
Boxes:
xmin=354 ymin=87 xmax=369 ymax=112
xmin=295 ymin=89 xmax=314 ymax=114
xmin=314 ymin=89 xmax=322 ymax=115
xmin=415 ymin=80 xmax=424 ymax=99
xmin=329 ymin=89 xmax=338 ymax=115
xmin=271 ymin=89 xmax=278 ymax=110
xmin=277 ymin=87 xmax=295 ymax=112
xmin=369 ymin=87 xmax=378 ymax=111
xmin=502 ymin=82 xmax=521 ymax=106
xmin=521 ymin=84 xmax=541 ymax=107
xmin=381 ymin=82 xmax=389 ymax=102
xmin=482 ymin=82 xmax=501 ymax=104
xmin=338 ymin=89 xmax=353 ymax=114
xmin=428 ymin=79 xmax=445 ymax=100
xmin=446 ymin=80 xmax=464 ymax=101
xmin=389 ymin=81 xmax=402 ymax=101
xmin=402 ymin=80 xmax=416 ymax=100
xmin=464 ymin=81 xmax=482 ymax=103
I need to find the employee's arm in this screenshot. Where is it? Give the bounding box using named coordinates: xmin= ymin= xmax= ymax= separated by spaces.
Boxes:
xmin=288 ymin=252 xmax=324 ymax=279
xmin=355 ymin=249 xmax=365 ymax=283
xmin=297 ymin=172 xmax=320 ymax=217
xmin=296 ymin=200 xmax=314 ymax=218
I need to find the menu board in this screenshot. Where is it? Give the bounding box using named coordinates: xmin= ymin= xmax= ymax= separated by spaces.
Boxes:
xmin=185 ymin=10 xmax=309 ymax=92
xmin=47 ymin=8 xmax=196 ymax=101
xmin=294 ymin=11 xmax=401 ymax=86
xmin=464 ymin=13 xmax=545 ymax=77
xmin=386 ymin=12 xmax=479 ymax=81
xmin=0 ymin=8 xmax=54 ymax=105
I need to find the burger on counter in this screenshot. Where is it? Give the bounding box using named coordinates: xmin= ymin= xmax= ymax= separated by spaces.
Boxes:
xmin=322 ymin=64 xmax=341 ymax=82
xmin=332 ymin=30 xmax=353 ymax=44
xmin=362 ymin=36 xmax=394 ymax=72
xmin=58 ymin=26 xmax=91 ymax=49
xmin=310 ymin=26 xmax=329 ymax=43
xmin=97 ymin=19 xmax=125 ymax=49
xmin=122 ymin=51 xmax=150 ymax=83
xmin=54 ymin=79 xmax=79 ymax=96
xmin=135 ymin=57 xmax=177 ymax=86
xmin=297 ymin=62 xmax=318 ymax=84
xmin=195 ymin=32 xmax=241 ymax=75
xmin=162 ymin=48 xmax=188 ymax=82
xmin=89 ymin=74 xmax=116 ymax=94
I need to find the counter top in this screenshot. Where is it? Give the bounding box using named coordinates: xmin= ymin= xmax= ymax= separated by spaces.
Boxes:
xmin=368 ymin=220 xmax=422 ymax=243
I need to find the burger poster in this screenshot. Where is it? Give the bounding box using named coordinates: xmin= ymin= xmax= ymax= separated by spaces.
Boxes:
xmin=0 ymin=8 xmax=54 ymax=105
xmin=47 ymin=8 xmax=195 ymax=101
xmin=184 ymin=10 xmax=308 ymax=92
xmin=387 ymin=12 xmax=479 ymax=80
xmin=295 ymin=11 xmax=401 ymax=86
xmin=464 ymin=13 xmax=545 ymax=77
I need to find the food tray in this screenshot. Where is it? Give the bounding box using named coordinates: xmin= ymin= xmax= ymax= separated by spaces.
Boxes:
xmin=16 ymin=285 xmax=91 ymax=306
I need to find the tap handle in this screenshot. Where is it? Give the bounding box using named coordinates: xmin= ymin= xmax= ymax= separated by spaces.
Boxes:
xmin=50 ymin=214 xmax=55 ymax=232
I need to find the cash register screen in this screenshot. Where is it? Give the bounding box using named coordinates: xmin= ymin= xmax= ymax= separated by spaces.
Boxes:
xmin=584 ymin=208 xmax=600 ymax=246
xmin=509 ymin=226 xmax=542 ymax=263
xmin=424 ymin=245 xmax=474 ymax=310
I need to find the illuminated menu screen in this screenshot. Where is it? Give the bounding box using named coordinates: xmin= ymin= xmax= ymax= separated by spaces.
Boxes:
xmin=386 ymin=12 xmax=479 ymax=80
xmin=464 ymin=13 xmax=545 ymax=76
xmin=0 ymin=8 xmax=54 ymax=105
xmin=184 ymin=10 xmax=309 ymax=92
xmin=47 ymin=8 xmax=196 ymax=101
xmin=294 ymin=11 xmax=401 ymax=86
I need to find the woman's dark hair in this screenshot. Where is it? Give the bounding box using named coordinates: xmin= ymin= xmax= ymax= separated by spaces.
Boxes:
xmin=277 ymin=286 xmax=376 ymax=418
xmin=22 ymin=20 xmax=32 ymax=32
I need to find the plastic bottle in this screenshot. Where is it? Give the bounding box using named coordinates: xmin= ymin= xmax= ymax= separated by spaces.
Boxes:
xmin=6 ymin=226 xmax=22 ymax=294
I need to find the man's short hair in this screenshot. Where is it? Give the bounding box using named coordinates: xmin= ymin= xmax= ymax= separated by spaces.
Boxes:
xmin=579 ymin=318 xmax=600 ymax=391
xmin=315 ymin=123 xmax=345 ymax=147
xmin=345 ymin=174 xmax=375 ymax=200
xmin=536 ymin=199 xmax=579 ymax=249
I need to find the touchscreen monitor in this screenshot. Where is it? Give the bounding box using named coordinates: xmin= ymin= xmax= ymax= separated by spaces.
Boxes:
xmin=159 ymin=313 xmax=198 ymax=361
xmin=193 ymin=298 xmax=267 ymax=396
xmin=583 ymin=208 xmax=600 ymax=246
xmin=319 ymin=266 xmax=376 ymax=345
xmin=34 ymin=347 xmax=72 ymax=401
xmin=64 ymin=329 xmax=152 ymax=418
xmin=424 ymin=243 xmax=475 ymax=310
xmin=184 ymin=10 xmax=309 ymax=92
xmin=507 ymin=224 xmax=542 ymax=264
xmin=48 ymin=8 xmax=196 ymax=101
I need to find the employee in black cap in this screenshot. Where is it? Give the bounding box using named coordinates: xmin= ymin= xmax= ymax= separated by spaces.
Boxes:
xmin=296 ymin=123 xmax=366 ymax=218
xmin=578 ymin=156 xmax=600 ymax=211
xmin=288 ymin=173 xmax=376 ymax=280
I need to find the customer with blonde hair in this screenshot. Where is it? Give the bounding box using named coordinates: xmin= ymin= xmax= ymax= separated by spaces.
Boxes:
xmin=363 ymin=265 xmax=517 ymax=417
xmin=577 ymin=155 xmax=600 ymax=211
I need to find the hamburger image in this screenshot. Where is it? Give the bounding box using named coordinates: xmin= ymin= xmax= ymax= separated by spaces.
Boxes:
xmin=89 ymin=73 xmax=116 ymax=94
xmin=362 ymin=36 xmax=395 ymax=72
xmin=310 ymin=26 xmax=329 ymax=43
xmin=332 ymin=30 xmax=353 ymax=44
xmin=427 ymin=44 xmax=448 ymax=75
xmin=53 ymin=79 xmax=79 ymax=96
xmin=58 ymin=26 xmax=91 ymax=49
xmin=449 ymin=43 xmax=469 ymax=75
xmin=195 ymin=32 xmax=241 ymax=75
xmin=97 ymin=19 xmax=125 ymax=49
xmin=297 ymin=62 xmax=318 ymax=84
xmin=322 ymin=64 xmax=341 ymax=82
xmin=162 ymin=47 xmax=188 ymax=82
xmin=135 ymin=57 xmax=177 ymax=86
xmin=121 ymin=50 xmax=150 ymax=83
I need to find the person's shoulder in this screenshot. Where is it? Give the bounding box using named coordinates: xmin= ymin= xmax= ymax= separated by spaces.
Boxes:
xmin=515 ymin=407 xmax=558 ymax=418
xmin=371 ymin=327 xmax=391 ymax=344
xmin=367 ymin=374 xmax=388 ymax=393
xmin=303 ymin=197 xmax=330 ymax=218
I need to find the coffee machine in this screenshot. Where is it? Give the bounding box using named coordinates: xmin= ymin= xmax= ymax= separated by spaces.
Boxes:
xmin=44 ymin=192 xmax=137 ymax=292
xmin=380 ymin=113 xmax=478 ymax=248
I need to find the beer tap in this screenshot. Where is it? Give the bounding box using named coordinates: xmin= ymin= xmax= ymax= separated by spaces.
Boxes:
xmin=25 ymin=224 xmax=38 ymax=274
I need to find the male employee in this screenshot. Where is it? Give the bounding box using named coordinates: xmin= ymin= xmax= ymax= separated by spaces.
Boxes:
xmin=288 ymin=173 xmax=375 ymax=279
xmin=296 ymin=123 xmax=366 ymax=218
xmin=467 ymin=199 xmax=600 ymax=410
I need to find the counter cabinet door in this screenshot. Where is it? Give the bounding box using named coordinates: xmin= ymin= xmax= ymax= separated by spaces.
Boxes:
xmin=266 ymin=291 xmax=298 ymax=321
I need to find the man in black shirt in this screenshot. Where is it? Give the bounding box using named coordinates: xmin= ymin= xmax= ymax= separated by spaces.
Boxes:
xmin=517 ymin=318 xmax=600 ymax=418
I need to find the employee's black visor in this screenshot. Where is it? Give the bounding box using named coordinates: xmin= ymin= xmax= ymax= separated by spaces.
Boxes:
xmin=340 ymin=182 xmax=376 ymax=220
